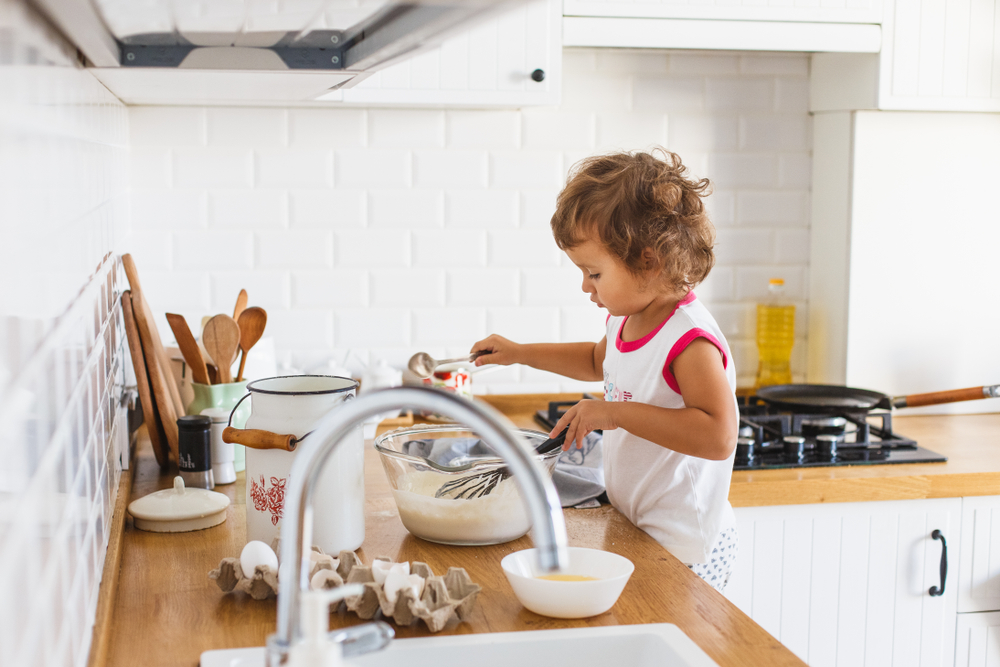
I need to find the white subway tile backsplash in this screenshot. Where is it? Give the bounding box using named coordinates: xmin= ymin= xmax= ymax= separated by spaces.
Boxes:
xmin=775 ymin=229 xmax=811 ymax=264
xmin=778 ymin=153 xmax=812 ymax=189
xmin=705 ymin=78 xmax=775 ymax=110
xmin=486 ymin=306 xmax=560 ymax=342
xmin=666 ymin=114 xmax=739 ymax=151
xmin=447 ymin=269 xmax=519 ymax=306
xmin=412 ymin=230 xmax=486 ymax=267
xmin=173 ymin=148 xmax=254 ymax=188
xmin=412 ymin=308 xmax=486 ymax=346
xmin=335 ymin=149 xmax=410 ymax=187
xmin=741 ymin=54 xmax=809 ymax=76
xmin=595 ymin=49 xmax=668 ymax=75
xmin=267 ymin=309 xmax=334 ymax=349
xmin=734 ymin=266 xmax=808 ymax=301
xmin=595 ymin=113 xmax=668 ymax=152
xmin=370 ymin=269 xmax=446 ymax=307
xmin=706 ymin=153 xmax=779 ymax=188
xmin=445 ymin=190 xmax=518 ymax=228
xmin=521 ymin=111 xmax=596 ymax=151
xmin=174 ymin=230 xmax=254 ymax=269
xmin=519 ymin=189 xmax=559 ymax=228
xmin=208 ymin=189 xmax=287 ymax=228
xmin=334 ymin=230 xmax=410 ymax=268
xmin=413 ymin=151 xmax=488 ymax=188
xmin=521 ymin=268 xmax=587 ymax=306
xmin=207 ymin=108 xmax=287 ymax=147
xmin=696 ymin=266 xmax=735 ymax=301
xmin=670 ymin=53 xmax=740 ymax=75
xmin=736 ymin=191 xmax=808 ymax=226
xmin=211 ymin=271 xmax=292 ymax=311
xmin=288 ymin=109 xmax=367 ymax=149
xmin=292 ymin=270 xmax=368 ymax=308
xmin=632 ymin=76 xmax=705 ymax=112
xmin=142 ymin=270 xmax=212 ymax=312
xmin=289 ymin=190 xmax=366 ymax=229
xmin=714 ymin=228 xmax=775 ymax=264
xmin=369 ymin=110 xmax=445 ymax=148
xmin=129 ymin=147 xmax=172 ymax=188
xmin=256 ymin=230 xmax=333 ymax=269
xmin=489 ymin=151 xmax=563 ymax=189
xmin=368 ymin=190 xmax=444 ymax=228
xmin=130 ymin=189 xmax=207 ymax=230
xmin=560 ymin=73 xmax=633 ymax=112
xmin=487 ymin=230 xmax=561 ymax=267
xmin=740 ymin=115 xmax=811 ymax=151
xmin=704 ymin=190 xmax=736 ymax=227
xmin=129 ymin=106 xmax=206 ymax=146
xmin=445 ymin=110 xmax=520 ymax=149
xmin=559 ymin=306 xmax=608 ymax=343
xmin=255 ymin=149 xmax=333 ymax=188
xmin=335 ymin=308 xmax=412 ymax=347
xmin=775 ymin=77 xmax=811 ymax=113
xmin=125 ymin=231 xmax=173 ymax=271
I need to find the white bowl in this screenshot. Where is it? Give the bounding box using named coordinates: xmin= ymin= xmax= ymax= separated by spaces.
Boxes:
xmin=500 ymin=547 xmax=635 ymax=619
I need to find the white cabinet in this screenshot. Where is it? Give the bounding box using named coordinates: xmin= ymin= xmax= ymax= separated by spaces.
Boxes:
xmin=726 ymin=498 xmax=960 ymax=666
xmin=954 ymin=496 xmax=1000 ymax=667
xmin=332 ymin=0 xmax=561 ymax=107
xmin=878 ymin=0 xmax=1000 ymax=112
xmin=564 ymin=0 xmax=884 ymax=24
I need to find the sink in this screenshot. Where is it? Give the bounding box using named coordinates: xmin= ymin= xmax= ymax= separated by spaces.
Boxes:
xmin=200 ymin=624 xmax=720 ymax=667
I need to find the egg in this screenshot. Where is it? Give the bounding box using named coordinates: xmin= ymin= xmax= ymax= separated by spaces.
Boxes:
xmin=240 ymin=540 xmax=278 ymax=579
xmin=371 ymin=559 xmax=408 ymax=586
xmin=384 ymin=570 xmax=425 ymax=606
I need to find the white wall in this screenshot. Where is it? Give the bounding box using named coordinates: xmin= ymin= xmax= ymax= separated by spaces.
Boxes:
xmin=0 ymin=1 xmax=130 ymax=666
xmin=125 ymin=49 xmax=814 ymax=391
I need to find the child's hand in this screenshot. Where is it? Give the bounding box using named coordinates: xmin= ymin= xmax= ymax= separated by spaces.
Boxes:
xmin=470 ymin=334 xmax=521 ymax=367
xmin=550 ymin=399 xmax=617 ymax=450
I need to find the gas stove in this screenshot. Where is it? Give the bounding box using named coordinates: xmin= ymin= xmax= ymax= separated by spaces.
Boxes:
xmin=534 ymin=395 xmax=947 ymax=470
xmin=735 ymin=396 xmax=946 ymax=470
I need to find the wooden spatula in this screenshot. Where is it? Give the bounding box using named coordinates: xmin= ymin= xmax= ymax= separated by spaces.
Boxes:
xmin=236 ymin=307 xmax=267 ymax=382
xmin=202 ymin=314 xmax=241 ymax=384
xmin=165 ymin=313 xmax=211 ymax=385
xmin=233 ymin=289 xmax=248 ymax=321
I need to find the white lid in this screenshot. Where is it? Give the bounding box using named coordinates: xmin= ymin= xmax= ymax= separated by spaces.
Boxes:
xmin=128 ymin=477 xmax=230 ymax=533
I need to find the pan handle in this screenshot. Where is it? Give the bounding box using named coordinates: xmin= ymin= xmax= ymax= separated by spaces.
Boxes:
xmin=892 ymin=385 xmax=1000 ymax=409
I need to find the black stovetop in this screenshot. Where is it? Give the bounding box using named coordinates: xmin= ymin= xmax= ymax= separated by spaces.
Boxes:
xmin=534 ymin=395 xmax=948 ymax=470
xmin=734 ymin=396 xmax=947 ymax=470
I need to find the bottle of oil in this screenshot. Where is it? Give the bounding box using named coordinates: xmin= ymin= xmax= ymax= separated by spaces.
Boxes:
xmin=755 ymin=278 xmax=795 ymax=389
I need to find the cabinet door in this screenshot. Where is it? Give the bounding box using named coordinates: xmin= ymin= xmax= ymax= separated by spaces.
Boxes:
xmin=563 ymin=0 xmax=883 ymax=24
xmin=727 ymin=498 xmax=960 ymax=667
xmin=334 ymin=0 xmax=560 ymax=107
xmin=958 ymin=496 xmax=1000 ymax=613
xmin=955 ymin=611 xmax=1000 ymax=667
xmin=879 ymin=0 xmax=1000 ymax=111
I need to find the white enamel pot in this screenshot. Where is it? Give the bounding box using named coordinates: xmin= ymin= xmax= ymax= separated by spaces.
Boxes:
xmin=222 ymin=375 xmax=364 ymax=553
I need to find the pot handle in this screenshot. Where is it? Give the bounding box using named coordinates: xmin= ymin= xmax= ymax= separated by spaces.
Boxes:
xmin=892 ymin=385 xmax=1000 ymax=409
xmin=222 ymin=426 xmax=297 ymax=451
xmin=222 ymin=391 xmax=298 ymax=451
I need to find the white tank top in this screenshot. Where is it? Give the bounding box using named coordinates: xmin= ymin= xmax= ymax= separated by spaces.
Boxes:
xmin=602 ymin=292 xmax=738 ymax=564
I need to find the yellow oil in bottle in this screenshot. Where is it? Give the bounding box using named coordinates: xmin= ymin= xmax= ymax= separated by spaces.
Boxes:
xmin=755 ymin=278 xmax=795 ymax=389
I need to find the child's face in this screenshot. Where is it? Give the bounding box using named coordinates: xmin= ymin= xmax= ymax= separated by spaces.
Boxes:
xmin=564 ymin=239 xmax=656 ymax=317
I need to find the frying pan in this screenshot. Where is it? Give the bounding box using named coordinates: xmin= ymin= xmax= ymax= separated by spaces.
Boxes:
xmin=755 ymin=383 xmax=1000 ymax=413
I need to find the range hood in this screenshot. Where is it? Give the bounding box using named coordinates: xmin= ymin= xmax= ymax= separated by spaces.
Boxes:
xmin=34 ymin=0 xmax=528 ymax=104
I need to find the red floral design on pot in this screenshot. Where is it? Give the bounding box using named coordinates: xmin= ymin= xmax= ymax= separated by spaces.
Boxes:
xmin=250 ymin=475 xmax=287 ymax=526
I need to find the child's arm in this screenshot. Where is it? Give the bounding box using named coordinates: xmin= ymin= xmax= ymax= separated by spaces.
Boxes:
xmin=471 ymin=334 xmax=606 ymax=382
xmin=549 ymin=338 xmax=738 ymax=460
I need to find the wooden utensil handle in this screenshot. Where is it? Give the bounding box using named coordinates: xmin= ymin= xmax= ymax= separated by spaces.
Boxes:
xmin=222 ymin=427 xmax=297 ymax=451
xmin=895 ymin=386 xmax=994 ymax=408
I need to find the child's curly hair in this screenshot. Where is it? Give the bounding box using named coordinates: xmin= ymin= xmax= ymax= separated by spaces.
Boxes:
xmin=550 ymin=148 xmax=715 ymax=294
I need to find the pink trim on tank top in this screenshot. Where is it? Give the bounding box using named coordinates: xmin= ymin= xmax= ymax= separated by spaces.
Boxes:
xmin=661 ymin=328 xmax=729 ymax=393
xmin=615 ymin=291 xmax=697 ymax=353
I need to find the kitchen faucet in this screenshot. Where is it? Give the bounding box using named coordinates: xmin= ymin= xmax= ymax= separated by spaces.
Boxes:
xmin=267 ymin=385 xmax=569 ymax=667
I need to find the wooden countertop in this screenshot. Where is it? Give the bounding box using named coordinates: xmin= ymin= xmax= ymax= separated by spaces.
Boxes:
xmin=476 ymin=393 xmax=1000 ymax=507
xmin=97 ymin=394 xmax=808 ymax=667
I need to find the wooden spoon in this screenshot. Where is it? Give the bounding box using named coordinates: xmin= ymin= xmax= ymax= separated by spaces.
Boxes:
xmin=202 ymin=314 xmax=241 ymax=384
xmin=233 ymin=289 xmax=248 ymax=321
xmin=165 ymin=313 xmax=211 ymax=385
xmin=236 ymin=307 xmax=267 ymax=383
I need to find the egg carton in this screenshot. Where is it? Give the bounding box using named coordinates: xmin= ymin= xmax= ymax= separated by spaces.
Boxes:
xmin=209 ymin=547 xmax=481 ymax=633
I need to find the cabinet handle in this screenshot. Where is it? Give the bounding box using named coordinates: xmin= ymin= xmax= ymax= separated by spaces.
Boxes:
xmin=531 ymin=68 xmax=545 ymax=82
xmin=928 ymin=529 xmax=948 ymax=597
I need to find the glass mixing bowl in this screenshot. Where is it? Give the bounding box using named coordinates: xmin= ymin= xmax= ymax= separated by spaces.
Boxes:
xmin=373 ymin=424 xmax=560 ymax=546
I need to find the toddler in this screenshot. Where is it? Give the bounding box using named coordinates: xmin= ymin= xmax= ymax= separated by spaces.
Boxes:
xmin=472 ymin=149 xmax=739 ymax=592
